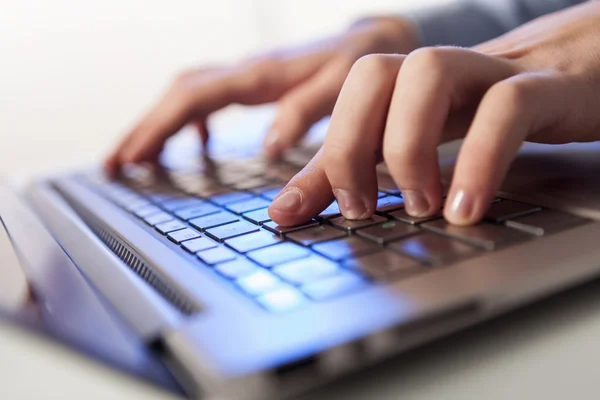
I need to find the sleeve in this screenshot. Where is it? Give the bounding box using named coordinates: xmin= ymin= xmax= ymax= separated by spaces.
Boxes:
xmin=404 ymin=0 xmax=585 ymax=47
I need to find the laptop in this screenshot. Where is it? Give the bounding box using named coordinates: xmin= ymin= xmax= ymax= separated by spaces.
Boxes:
xmin=3 ymin=118 xmax=600 ymax=399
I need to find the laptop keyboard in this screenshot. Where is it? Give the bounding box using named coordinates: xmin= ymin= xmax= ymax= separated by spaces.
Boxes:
xmin=84 ymin=149 xmax=589 ymax=313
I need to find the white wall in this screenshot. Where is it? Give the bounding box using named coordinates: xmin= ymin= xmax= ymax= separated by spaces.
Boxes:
xmin=0 ymin=0 xmax=446 ymax=180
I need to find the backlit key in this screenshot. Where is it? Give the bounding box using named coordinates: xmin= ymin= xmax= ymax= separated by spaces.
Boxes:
xmin=247 ymin=242 xmax=310 ymax=267
xmin=302 ymin=271 xmax=366 ymax=300
xmin=225 ymin=231 xmax=281 ymax=253
xmin=167 ymin=228 xmax=201 ymax=244
xmin=312 ymin=237 xmax=380 ymax=261
xmin=205 ymin=221 xmax=260 ymax=242
xmin=237 ymin=270 xmax=281 ymax=296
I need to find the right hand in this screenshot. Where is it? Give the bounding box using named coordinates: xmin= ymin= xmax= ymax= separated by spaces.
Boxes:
xmin=105 ymin=16 xmax=420 ymax=174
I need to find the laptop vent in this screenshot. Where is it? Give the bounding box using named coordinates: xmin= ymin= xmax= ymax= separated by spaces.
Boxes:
xmin=53 ymin=184 xmax=200 ymax=316
xmin=86 ymin=218 xmax=198 ymax=315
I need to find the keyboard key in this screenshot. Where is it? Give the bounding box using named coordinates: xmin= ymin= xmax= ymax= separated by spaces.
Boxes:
xmin=263 ymin=219 xmax=319 ymax=236
xmin=226 ymin=198 xmax=271 ymax=214
xmin=243 ymin=208 xmax=272 ymax=225
xmin=161 ymin=197 xmax=204 ymax=212
xmin=155 ymin=220 xmax=187 ymax=235
xmin=215 ymin=259 xmax=258 ymax=279
xmin=205 ymin=221 xmax=260 ymax=242
xmin=197 ymin=246 xmax=238 ymax=265
xmin=505 ymin=209 xmax=586 ymax=236
xmin=250 ymin=184 xmax=282 ymax=195
xmin=302 ymin=271 xmax=366 ymax=301
xmin=167 ymin=228 xmax=201 ymax=244
xmin=174 ymin=202 xmax=221 ymax=221
xmin=189 ymin=212 xmax=239 ymax=231
xmin=375 ymin=196 xmax=405 ymax=214
xmin=329 ymin=215 xmax=387 ymax=232
xmin=273 ymin=256 xmax=340 ymax=285
xmin=225 ymin=231 xmax=281 ymax=253
xmin=233 ymin=177 xmax=273 ymax=190
xmin=388 ymin=233 xmax=478 ymax=265
xmin=312 ymin=237 xmax=381 ymax=261
xmin=287 ymin=225 xmax=347 ymax=246
xmin=237 ymin=270 xmax=281 ymax=296
xmin=145 ymin=192 xmax=182 ymax=204
xmin=317 ymin=202 xmax=341 ymax=220
xmin=388 ymin=209 xmax=442 ymax=225
xmin=209 ymin=191 xmax=254 ymax=206
xmin=485 ymin=200 xmax=541 ymax=223
xmin=247 ymin=242 xmax=311 ymax=267
xmin=356 ymin=220 xmax=420 ymax=244
xmin=124 ymin=198 xmax=152 ymax=211
xmin=132 ymin=205 xmax=162 ymax=218
xmin=345 ymin=251 xmax=423 ymax=281
xmin=422 ymin=219 xmax=532 ymax=250
xmin=182 ymin=236 xmax=219 ymax=253
xmin=143 ymin=212 xmax=173 ymax=226
xmin=185 ymin=182 xmax=230 ymax=197
xmin=257 ymin=287 xmax=306 ymax=312
xmin=217 ymin=172 xmax=252 ymax=186
xmin=259 ymin=187 xmax=283 ymax=201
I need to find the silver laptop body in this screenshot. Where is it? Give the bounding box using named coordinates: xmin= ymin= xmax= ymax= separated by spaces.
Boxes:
xmin=5 ymin=123 xmax=600 ymax=399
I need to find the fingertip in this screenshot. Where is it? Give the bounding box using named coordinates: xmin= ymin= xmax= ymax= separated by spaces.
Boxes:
xmin=268 ymin=187 xmax=306 ymax=226
xmin=263 ymin=130 xmax=285 ymax=160
xmin=443 ymin=188 xmax=481 ymax=226
xmin=103 ymin=150 xmax=122 ymax=177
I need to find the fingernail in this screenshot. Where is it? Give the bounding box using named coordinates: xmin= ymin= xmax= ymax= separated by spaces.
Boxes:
xmin=403 ymin=190 xmax=430 ymax=217
xmin=333 ymin=189 xmax=368 ymax=220
xmin=270 ymin=188 xmax=303 ymax=212
xmin=447 ymin=189 xmax=474 ymax=224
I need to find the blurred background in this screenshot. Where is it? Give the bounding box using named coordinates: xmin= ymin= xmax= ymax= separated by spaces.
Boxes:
xmin=0 ymin=0 xmax=448 ymax=179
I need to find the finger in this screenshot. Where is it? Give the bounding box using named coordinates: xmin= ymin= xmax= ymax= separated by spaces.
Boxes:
xmin=108 ymin=55 xmax=328 ymax=170
xmin=323 ymin=54 xmax=405 ymax=219
xmin=118 ymin=68 xmax=261 ymax=165
xmin=263 ymin=58 xmax=352 ymax=158
xmin=193 ymin=120 xmax=210 ymax=148
xmin=268 ymin=147 xmax=334 ymax=226
xmin=105 ymin=133 xmax=134 ymax=176
xmin=383 ymin=47 xmax=517 ymax=217
xmin=445 ymin=74 xmax=560 ymax=225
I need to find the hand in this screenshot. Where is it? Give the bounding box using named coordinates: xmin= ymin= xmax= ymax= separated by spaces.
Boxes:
xmin=268 ymin=2 xmax=600 ymax=227
xmin=104 ymin=17 xmax=420 ymax=174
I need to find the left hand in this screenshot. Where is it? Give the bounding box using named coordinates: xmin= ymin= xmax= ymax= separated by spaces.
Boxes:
xmin=268 ymin=1 xmax=600 ymax=227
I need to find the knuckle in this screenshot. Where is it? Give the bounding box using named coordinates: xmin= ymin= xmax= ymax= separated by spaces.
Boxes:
xmin=350 ymin=54 xmax=398 ymax=78
xmin=405 ymin=47 xmax=448 ymax=69
xmin=170 ymin=71 xmax=199 ymax=101
xmin=238 ymin=58 xmax=278 ymax=92
xmin=172 ymin=69 xmax=195 ymax=88
xmin=402 ymin=47 xmax=453 ymax=83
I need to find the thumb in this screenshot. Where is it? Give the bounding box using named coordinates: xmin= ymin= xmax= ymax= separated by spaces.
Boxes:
xmin=268 ymin=147 xmax=334 ymax=226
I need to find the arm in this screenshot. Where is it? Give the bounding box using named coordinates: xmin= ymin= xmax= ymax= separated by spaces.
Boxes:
xmin=406 ymin=0 xmax=585 ymax=47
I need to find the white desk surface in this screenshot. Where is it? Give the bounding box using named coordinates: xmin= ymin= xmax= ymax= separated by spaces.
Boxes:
xmin=2 ymin=2 xmax=600 ymax=398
